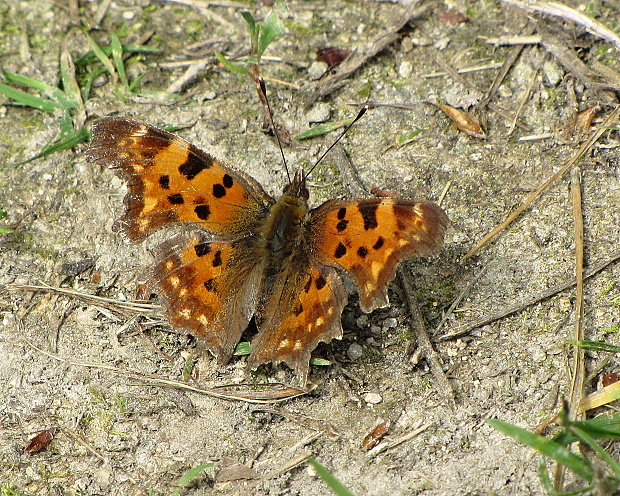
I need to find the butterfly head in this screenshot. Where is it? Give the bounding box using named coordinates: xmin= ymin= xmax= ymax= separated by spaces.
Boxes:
xmin=282 ymin=170 xmax=310 ymax=200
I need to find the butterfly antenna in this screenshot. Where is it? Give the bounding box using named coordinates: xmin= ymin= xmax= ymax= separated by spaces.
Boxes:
xmin=304 ymin=104 xmax=369 ymax=181
xmin=258 ymin=77 xmax=291 ymax=184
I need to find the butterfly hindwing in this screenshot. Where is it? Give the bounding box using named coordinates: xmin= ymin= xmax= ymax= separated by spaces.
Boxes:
xmin=151 ymin=231 xmax=263 ymax=360
xmin=310 ymin=198 xmax=449 ymax=312
xmin=249 ymin=263 xmax=347 ymax=384
xmin=87 ymin=117 xmax=273 ymax=241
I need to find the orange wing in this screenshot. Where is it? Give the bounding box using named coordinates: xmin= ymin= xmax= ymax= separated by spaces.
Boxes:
xmin=310 ymin=199 xmax=448 ymax=313
xmin=87 ymin=117 xmax=273 ymax=241
xmin=151 ymin=230 xmax=263 ymax=361
xmin=248 ymin=263 xmax=347 ymax=384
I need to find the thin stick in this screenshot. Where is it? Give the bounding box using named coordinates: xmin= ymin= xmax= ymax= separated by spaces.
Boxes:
xmin=460 ymin=106 xmax=620 ymax=263
xmin=399 ymin=269 xmax=455 ymax=403
xmin=568 ymin=166 xmax=586 ymax=422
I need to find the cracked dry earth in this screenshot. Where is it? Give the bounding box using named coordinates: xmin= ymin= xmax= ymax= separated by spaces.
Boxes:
xmin=1 ymin=0 xmax=620 ymax=495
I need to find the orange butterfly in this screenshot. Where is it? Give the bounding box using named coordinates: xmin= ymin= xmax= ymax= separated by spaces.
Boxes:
xmin=87 ymin=118 xmax=448 ymax=384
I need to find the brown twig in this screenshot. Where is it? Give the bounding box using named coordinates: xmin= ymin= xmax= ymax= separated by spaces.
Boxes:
xmin=555 ymin=166 xmax=586 ymax=492
xmin=399 ymin=269 xmax=455 ymax=403
xmin=498 ymin=0 xmax=620 ymax=52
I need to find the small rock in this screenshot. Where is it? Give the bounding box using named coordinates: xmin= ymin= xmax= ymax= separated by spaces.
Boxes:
xmin=307 ymin=61 xmax=328 ymax=80
xmin=382 ymin=317 xmax=398 ymax=329
xmin=347 ymin=343 xmax=363 ymax=361
xmin=356 ymin=315 xmax=369 ymax=327
xmin=398 ymin=61 xmax=413 ymax=79
xmin=305 ymin=103 xmax=331 ymax=124
xmin=364 ymin=392 xmax=383 ymax=405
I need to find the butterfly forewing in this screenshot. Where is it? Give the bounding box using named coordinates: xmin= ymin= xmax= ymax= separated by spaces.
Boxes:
xmin=310 ymin=199 xmax=449 ymax=313
xmin=87 ymin=118 xmax=273 ymax=241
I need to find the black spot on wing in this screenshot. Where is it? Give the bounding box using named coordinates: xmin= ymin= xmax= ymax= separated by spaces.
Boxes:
xmin=359 ymin=203 xmax=379 ymax=230
xmin=168 ymin=193 xmax=184 ymax=205
xmin=315 ymin=275 xmax=326 ymax=290
xmin=336 ymin=220 xmax=348 ymax=232
xmin=223 ymin=174 xmax=234 ymax=188
xmin=373 ymin=236 xmax=384 ymax=250
xmin=357 ymin=246 xmax=368 ymax=258
xmin=159 ymin=175 xmax=170 ymax=190
xmin=179 ymin=147 xmax=213 ymax=180
xmin=337 ymin=207 xmax=347 ymax=220
xmin=194 ymin=204 xmax=211 ymax=220
xmin=212 ymin=250 xmax=222 ymax=267
xmin=204 ymin=278 xmax=216 ymax=292
xmin=194 ymin=243 xmax=211 ymax=257
xmin=213 ymin=184 xmax=226 ymax=198
xmin=334 ymin=243 xmax=347 ymax=259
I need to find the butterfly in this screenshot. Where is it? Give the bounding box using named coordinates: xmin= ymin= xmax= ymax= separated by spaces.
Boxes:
xmin=87 ymin=117 xmax=449 ymax=384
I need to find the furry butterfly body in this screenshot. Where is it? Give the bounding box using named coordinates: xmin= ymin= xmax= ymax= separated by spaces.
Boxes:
xmin=87 ymin=117 xmax=448 ymax=383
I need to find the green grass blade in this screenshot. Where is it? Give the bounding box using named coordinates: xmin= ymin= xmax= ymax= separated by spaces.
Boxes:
xmin=294 ymin=118 xmax=355 ymax=140
xmin=4 ymin=69 xmax=76 ymax=110
xmin=570 ymin=425 xmax=620 ymax=477
xmin=258 ymin=9 xmax=282 ymax=58
xmin=3 ymin=126 xmax=90 ymax=170
xmin=128 ymin=71 xmax=147 ymax=92
xmin=74 ymin=43 xmax=160 ymax=67
xmin=553 ymin=414 xmax=620 ymax=445
xmin=487 ymin=419 xmax=593 ymax=483
xmin=110 ymin=32 xmax=128 ymax=87
xmin=308 ymin=458 xmax=356 ymax=496
xmin=0 ymin=82 xmax=61 ymax=112
xmin=3 ymin=69 xmax=54 ymax=93
xmin=215 ymin=51 xmax=250 ymax=76
xmin=567 ymin=340 xmax=620 ymax=353
xmin=85 ymin=32 xmax=116 ymax=79
xmin=169 ymin=463 xmax=213 ymax=496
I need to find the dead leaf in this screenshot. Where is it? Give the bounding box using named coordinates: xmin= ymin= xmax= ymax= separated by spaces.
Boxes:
xmin=25 ymin=427 xmax=57 ymax=454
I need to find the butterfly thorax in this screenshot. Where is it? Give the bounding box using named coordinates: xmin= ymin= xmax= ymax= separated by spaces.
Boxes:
xmin=260 ymin=193 xmax=310 ymax=271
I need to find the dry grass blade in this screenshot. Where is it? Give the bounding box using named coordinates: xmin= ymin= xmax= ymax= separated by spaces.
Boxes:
xmin=365 ymin=420 xmax=432 ymax=460
xmin=7 ymin=283 xmax=159 ymax=314
xmin=252 ymin=407 xmax=339 ymax=438
xmin=24 ymin=338 xmax=311 ymax=404
xmin=499 ymin=0 xmax=620 ymax=52
xmin=555 ymin=167 xmax=586 ymax=491
xmin=579 ymin=381 xmax=620 ymax=414
xmin=439 ymin=249 xmax=620 ymax=341
xmin=460 ymin=106 xmax=620 ymax=263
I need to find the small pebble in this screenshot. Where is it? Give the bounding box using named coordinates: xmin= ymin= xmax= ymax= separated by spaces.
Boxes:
xmin=398 ymin=61 xmax=413 ymax=79
xmin=307 ymin=61 xmax=328 ymax=80
xmin=364 ymin=392 xmax=383 ymax=405
xmin=347 ymin=343 xmax=363 ymax=361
